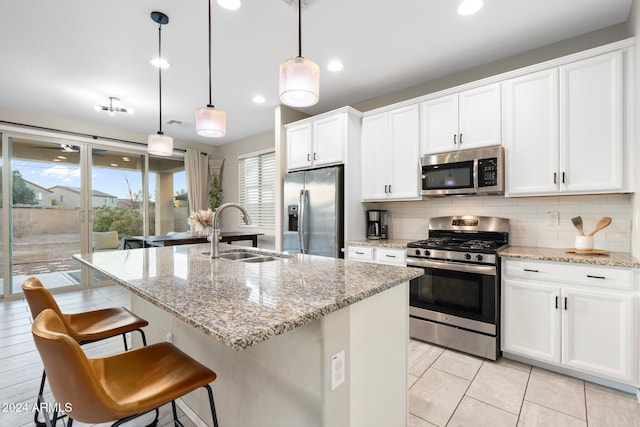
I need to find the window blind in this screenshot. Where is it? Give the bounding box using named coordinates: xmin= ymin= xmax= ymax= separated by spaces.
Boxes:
xmin=238 ymin=150 xmax=275 ymax=228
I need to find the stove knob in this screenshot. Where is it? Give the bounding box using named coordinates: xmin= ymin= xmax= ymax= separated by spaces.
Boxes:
xmin=464 ymin=253 xmax=471 ymax=260
xmin=414 ymin=249 xmax=421 ymax=256
xmin=425 ymin=250 xmax=430 ymax=257
xmin=476 ymin=254 xmax=483 ymax=261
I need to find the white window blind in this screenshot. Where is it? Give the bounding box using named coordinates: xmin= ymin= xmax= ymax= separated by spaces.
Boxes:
xmin=238 ymin=150 xmax=275 ymax=228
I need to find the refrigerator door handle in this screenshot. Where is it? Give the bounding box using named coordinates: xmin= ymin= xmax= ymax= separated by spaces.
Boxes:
xmin=298 ymin=189 xmax=307 ymax=254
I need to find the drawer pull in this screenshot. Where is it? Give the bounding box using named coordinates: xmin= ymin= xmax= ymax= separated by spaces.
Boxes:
xmin=355 ymin=251 xmax=365 ymax=255
xmin=587 ymin=275 xmax=606 ymax=280
xmin=523 ymin=268 xmax=539 ymax=273
xmin=385 ymin=254 xmax=397 ymax=258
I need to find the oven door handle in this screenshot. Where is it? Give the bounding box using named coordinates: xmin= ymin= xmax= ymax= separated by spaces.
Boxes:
xmin=407 ymin=258 xmax=496 ymax=276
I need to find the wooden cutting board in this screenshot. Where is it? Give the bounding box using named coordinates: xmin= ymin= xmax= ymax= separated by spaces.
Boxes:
xmin=565 ymin=248 xmax=610 ymax=255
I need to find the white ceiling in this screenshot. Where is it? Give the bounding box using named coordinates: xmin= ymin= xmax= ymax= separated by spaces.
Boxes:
xmin=0 ymin=0 xmax=632 ymax=147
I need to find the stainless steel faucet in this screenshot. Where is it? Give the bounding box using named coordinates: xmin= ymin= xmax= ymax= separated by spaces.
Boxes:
xmin=210 ymin=203 xmax=252 ymax=259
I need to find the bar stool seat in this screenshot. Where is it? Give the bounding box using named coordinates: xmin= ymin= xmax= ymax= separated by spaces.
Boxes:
xmin=22 ymin=277 xmax=149 ymax=426
xmin=32 ymin=309 xmax=219 ymax=427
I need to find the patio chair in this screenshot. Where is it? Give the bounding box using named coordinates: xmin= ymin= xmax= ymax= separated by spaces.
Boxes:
xmin=93 ymin=230 xmax=121 ymax=251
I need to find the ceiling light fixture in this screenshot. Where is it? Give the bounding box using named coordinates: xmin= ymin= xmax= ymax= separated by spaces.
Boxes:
xmin=217 ymin=0 xmax=241 ymax=10
xmin=196 ymin=0 xmax=226 ymax=138
xmin=94 ymin=97 xmax=132 ymax=116
xmin=458 ymin=0 xmax=483 ymax=16
xmin=327 ymin=60 xmax=343 ymax=72
xmin=252 ymin=95 xmax=266 ymax=104
xmin=148 ymin=11 xmax=173 ymax=157
xmin=279 ymin=0 xmax=319 ymax=107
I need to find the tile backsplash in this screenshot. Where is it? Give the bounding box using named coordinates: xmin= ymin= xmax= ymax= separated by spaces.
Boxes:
xmin=364 ymin=194 xmax=632 ymax=252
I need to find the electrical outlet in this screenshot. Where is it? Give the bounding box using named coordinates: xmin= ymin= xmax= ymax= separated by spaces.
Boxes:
xmin=331 ymin=350 xmax=345 ymax=391
xmin=546 ymin=211 xmax=559 ymax=226
xmin=165 ymin=332 xmax=173 ymax=343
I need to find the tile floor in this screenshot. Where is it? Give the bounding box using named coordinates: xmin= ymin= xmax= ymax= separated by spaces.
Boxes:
xmin=408 ymin=339 xmax=640 ymax=426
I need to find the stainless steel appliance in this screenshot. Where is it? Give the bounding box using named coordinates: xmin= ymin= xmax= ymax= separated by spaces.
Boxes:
xmin=406 ymin=215 xmax=509 ymax=360
xmin=421 ymin=146 xmax=504 ymax=197
xmin=283 ymin=166 xmax=344 ymax=258
xmin=367 ymin=210 xmax=388 ymax=240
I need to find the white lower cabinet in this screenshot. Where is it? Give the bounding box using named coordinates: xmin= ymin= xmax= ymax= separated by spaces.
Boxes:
xmin=502 ymin=259 xmax=637 ymax=385
xmin=347 ymin=245 xmax=406 ymax=266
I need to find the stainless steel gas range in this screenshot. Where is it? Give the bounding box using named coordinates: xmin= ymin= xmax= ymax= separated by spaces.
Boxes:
xmin=406 ymin=215 xmax=509 ymax=360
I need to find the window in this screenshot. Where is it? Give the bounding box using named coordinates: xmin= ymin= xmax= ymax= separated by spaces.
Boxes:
xmin=238 ymin=150 xmax=275 ymax=228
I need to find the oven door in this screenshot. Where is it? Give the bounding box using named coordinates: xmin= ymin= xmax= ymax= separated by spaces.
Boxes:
xmin=408 ymin=258 xmax=496 ymax=335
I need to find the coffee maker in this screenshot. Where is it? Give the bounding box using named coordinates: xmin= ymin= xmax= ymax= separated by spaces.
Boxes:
xmin=367 ymin=210 xmax=388 ymax=240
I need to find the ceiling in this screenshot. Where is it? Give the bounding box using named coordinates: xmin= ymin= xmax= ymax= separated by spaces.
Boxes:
xmin=0 ymin=0 xmax=632 ymax=147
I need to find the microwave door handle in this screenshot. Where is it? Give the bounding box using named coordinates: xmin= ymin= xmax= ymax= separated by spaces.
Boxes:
xmin=473 ymin=158 xmax=479 ymax=191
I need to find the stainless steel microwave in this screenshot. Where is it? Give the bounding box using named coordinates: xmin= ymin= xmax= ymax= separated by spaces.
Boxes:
xmin=421 ymin=146 xmax=504 ymax=197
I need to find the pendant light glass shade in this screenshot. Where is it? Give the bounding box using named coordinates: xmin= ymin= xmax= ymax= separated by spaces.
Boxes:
xmin=279 ymin=56 xmax=319 ymax=107
xmin=148 ymin=132 xmax=174 ymax=156
xmin=196 ymin=105 xmax=226 ymax=137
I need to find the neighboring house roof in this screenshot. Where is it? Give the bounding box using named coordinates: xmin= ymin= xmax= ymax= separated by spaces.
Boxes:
xmin=48 ymin=185 xmax=117 ymax=199
xmin=23 ymin=179 xmax=54 ymax=193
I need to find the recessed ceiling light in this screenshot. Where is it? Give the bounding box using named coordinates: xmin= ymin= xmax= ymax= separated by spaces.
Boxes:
xmin=150 ymin=57 xmax=171 ymax=69
xmin=327 ymin=60 xmax=344 ymax=72
xmin=53 ymin=158 xmax=61 ymax=162
xmin=252 ymin=95 xmax=266 ymax=104
xmin=110 ymin=163 xmax=119 ymax=167
xmin=57 ymin=155 xmax=67 ymax=160
xmin=217 ymin=0 xmax=241 ymax=10
xmin=122 ymin=157 xmax=130 ymax=162
xmin=458 ymin=0 xmax=483 ymax=15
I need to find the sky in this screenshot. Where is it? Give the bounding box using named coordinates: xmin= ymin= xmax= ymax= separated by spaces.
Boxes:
xmin=13 ymin=159 xmax=186 ymax=200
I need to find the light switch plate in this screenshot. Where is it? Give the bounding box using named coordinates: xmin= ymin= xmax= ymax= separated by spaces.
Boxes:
xmin=546 ymin=211 xmax=559 ymax=226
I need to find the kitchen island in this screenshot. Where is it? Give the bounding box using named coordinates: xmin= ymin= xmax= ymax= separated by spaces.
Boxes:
xmin=74 ymin=244 xmax=422 ymax=427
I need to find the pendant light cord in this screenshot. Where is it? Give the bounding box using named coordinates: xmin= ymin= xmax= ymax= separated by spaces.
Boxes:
xmin=158 ymin=22 xmax=163 ymax=134
xmin=208 ymin=0 xmax=213 ymax=107
xmin=297 ymin=0 xmax=302 ymax=58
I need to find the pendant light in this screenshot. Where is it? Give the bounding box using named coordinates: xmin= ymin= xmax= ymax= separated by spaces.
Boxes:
xmin=148 ymin=11 xmax=173 ymax=157
xmin=279 ymin=0 xmax=319 ymax=107
xmin=196 ymin=0 xmax=226 ymax=138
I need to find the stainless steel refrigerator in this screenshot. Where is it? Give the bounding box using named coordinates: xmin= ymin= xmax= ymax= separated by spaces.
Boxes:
xmin=283 ymin=166 xmax=344 ymax=258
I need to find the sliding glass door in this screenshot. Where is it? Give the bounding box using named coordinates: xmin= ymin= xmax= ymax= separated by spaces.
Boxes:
xmin=0 ymin=131 xmax=185 ymax=299
xmin=7 ymin=136 xmax=84 ymax=294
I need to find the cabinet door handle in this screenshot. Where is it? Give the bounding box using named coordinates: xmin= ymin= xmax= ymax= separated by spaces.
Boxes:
xmin=562 ymin=172 xmax=566 ymax=184
xmin=384 ymin=185 xmax=388 ymax=193
xmin=523 ymin=268 xmax=539 ymax=273
xmin=553 ymin=172 xmax=557 ymax=184
xmin=587 ymin=275 xmax=606 ymax=280
xmin=388 ymin=185 xmax=392 ymax=193
xmin=453 ymin=134 xmax=457 ymax=145
xmin=313 ymin=152 xmax=317 ymax=160
xmin=564 ymin=297 xmax=568 ymax=310
xmin=459 ymin=133 xmax=463 ymax=145
xmin=307 ymin=153 xmax=311 ymax=161
xmin=555 ymin=296 xmax=559 ymax=309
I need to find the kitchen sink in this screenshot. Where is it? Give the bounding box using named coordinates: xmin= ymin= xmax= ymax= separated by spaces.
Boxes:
xmin=218 ymin=252 xmax=260 ymax=260
xmin=202 ymin=251 xmax=286 ymax=263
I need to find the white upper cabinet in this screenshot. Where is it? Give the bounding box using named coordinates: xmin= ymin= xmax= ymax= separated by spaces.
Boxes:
xmin=560 ymin=52 xmax=624 ymax=194
xmin=421 ymin=83 xmax=501 ymax=155
xmin=504 ymin=50 xmax=626 ymax=196
xmin=286 ymin=110 xmax=349 ymax=171
xmin=361 ymin=105 xmax=421 ymax=201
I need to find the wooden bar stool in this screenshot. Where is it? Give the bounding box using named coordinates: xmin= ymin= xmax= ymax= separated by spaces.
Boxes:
xmin=22 ymin=277 xmax=149 ymax=426
xmin=32 ymin=309 xmax=220 ymax=427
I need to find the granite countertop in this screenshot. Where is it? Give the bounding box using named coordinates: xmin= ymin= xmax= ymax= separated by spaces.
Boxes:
xmin=499 ymin=246 xmax=640 ymax=269
xmin=74 ymin=244 xmax=422 ymax=351
xmin=346 ymin=239 xmax=413 ymax=249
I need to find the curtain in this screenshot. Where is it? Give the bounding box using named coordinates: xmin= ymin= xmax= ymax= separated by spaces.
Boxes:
xmin=185 ymin=149 xmax=209 ymax=212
